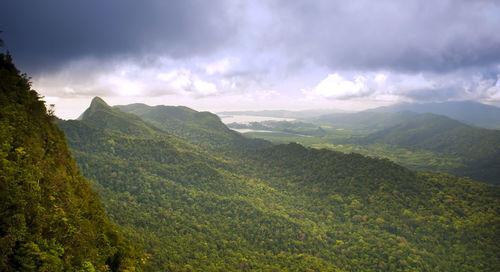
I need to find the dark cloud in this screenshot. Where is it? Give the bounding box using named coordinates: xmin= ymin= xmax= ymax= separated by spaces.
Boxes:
xmin=0 ymin=0 xmax=238 ymax=73
xmin=267 ymin=0 xmax=500 ymax=73
xmin=2 ymin=0 xmax=499 ymax=75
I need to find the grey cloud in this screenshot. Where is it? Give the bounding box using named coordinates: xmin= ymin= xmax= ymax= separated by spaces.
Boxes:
xmin=390 ymin=69 xmax=500 ymax=102
xmin=266 ymin=0 xmax=500 ymax=73
xmin=0 ymin=0 xmax=238 ymax=73
xmin=3 ymin=0 xmax=499 ymax=76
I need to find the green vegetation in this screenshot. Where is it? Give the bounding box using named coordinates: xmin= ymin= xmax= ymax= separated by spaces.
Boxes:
xmin=223 ymin=100 xmax=500 ymax=129
xmin=370 ymin=101 xmax=500 ymax=129
xmin=234 ymin=113 xmax=500 ymax=185
xmin=0 ymin=53 xmax=142 ymax=271
xmin=3 ymin=24 xmax=498 ymax=272
xmin=309 ymin=143 xmax=465 ymax=171
xmin=59 ymin=97 xmax=500 ymax=271
xmin=116 ymin=103 xmax=269 ymax=150
xmin=311 ymin=111 xmax=419 ymax=130
xmin=362 ymin=113 xmax=500 ymax=183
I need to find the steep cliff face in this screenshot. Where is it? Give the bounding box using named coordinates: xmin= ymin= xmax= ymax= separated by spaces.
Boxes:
xmin=0 ymin=53 xmax=142 ymax=271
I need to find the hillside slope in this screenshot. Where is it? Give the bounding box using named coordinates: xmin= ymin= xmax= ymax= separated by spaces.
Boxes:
xmin=370 ymin=101 xmax=500 ymax=129
xmin=312 ymin=111 xmax=418 ymax=130
xmin=0 ymin=53 xmax=142 ymax=271
xmin=117 ymin=103 xmax=270 ymax=149
xmin=363 ymin=113 xmax=500 ymax=183
xmin=61 ymin=100 xmax=345 ymax=271
xmin=58 ymin=98 xmax=500 ymax=271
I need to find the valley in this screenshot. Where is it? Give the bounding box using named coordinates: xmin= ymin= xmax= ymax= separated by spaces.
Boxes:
xmin=56 ymin=97 xmax=500 ymax=271
xmin=224 ymin=108 xmax=500 ymax=185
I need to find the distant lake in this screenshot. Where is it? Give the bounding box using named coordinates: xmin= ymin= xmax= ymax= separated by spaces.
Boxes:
xmin=231 ymin=129 xmax=275 ymax=133
xmin=218 ymin=115 xmax=296 ymax=124
xmin=231 ymin=128 xmax=312 ymax=137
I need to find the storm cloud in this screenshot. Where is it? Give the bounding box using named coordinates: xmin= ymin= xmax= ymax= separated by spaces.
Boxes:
xmin=1 ymin=0 xmax=499 ymax=118
xmin=0 ymin=0 xmax=239 ymax=72
xmin=263 ymin=0 xmax=500 ymax=72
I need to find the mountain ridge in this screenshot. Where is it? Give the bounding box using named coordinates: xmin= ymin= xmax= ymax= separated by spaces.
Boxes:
xmin=312 ymin=110 xmax=419 ymax=130
xmin=116 ymin=102 xmax=271 ymax=149
xmin=367 ymin=100 xmax=500 ymax=129
xmin=57 ymin=97 xmax=500 ymax=271
xmin=361 ymin=113 xmax=500 ymax=183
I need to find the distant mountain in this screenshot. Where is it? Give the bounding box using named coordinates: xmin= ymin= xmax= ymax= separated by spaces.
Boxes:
xmin=218 ymin=109 xmax=348 ymax=119
xmin=117 ymin=103 xmax=270 ymax=149
xmin=0 ymin=54 xmax=141 ymax=271
xmin=369 ymin=101 xmax=500 ymax=129
xmin=222 ymin=100 xmax=500 ymax=130
xmin=312 ymin=111 xmax=419 ymax=130
xmin=363 ymin=113 xmax=500 ymax=183
xmin=57 ymin=97 xmax=500 ymax=271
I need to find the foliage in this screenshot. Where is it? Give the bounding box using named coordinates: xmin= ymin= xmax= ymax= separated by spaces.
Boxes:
xmin=238 ymin=113 xmax=500 ymax=185
xmin=0 ymin=53 xmax=143 ymax=271
xmin=60 ymin=98 xmax=500 ymax=271
xmin=312 ymin=111 xmax=418 ymax=130
xmin=369 ymin=101 xmax=500 ymax=129
xmin=360 ymin=113 xmax=500 ymax=183
xmin=116 ymin=103 xmax=270 ymax=150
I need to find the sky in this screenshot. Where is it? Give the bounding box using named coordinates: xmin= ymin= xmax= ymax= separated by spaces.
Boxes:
xmin=1 ymin=0 xmax=500 ymax=119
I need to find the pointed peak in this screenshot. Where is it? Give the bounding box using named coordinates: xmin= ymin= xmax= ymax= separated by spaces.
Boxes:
xmin=90 ymin=96 xmax=110 ymax=108
xmin=78 ymin=97 xmax=112 ymax=120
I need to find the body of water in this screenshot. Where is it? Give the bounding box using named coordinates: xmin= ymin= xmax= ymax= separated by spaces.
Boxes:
xmin=218 ymin=115 xmax=296 ymax=124
xmin=231 ymin=129 xmax=275 ymax=133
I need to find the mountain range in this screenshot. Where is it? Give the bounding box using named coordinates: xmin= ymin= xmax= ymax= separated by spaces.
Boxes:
xmin=369 ymin=101 xmax=500 ymax=129
xmin=55 ymin=97 xmax=500 ymax=271
xmin=361 ymin=113 xmax=500 ymax=183
xmin=226 ymin=110 xmax=500 ymax=185
xmin=221 ymin=101 xmax=500 ymax=130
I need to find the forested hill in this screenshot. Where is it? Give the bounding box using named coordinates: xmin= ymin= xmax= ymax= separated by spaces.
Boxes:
xmin=369 ymin=101 xmax=500 ymax=129
xmin=58 ymin=97 xmax=500 ymax=271
xmin=362 ymin=113 xmax=500 ymax=184
xmin=59 ymin=99 xmax=295 ymax=271
xmin=79 ymin=97 xmax=164 ymax=137
xmin=312 ymin=111 xmax=418 ymax=130
xmin=0 ymin=53 xmax=142 ymax=271
xmin=116 ymin=103 xmax=270 ymax=149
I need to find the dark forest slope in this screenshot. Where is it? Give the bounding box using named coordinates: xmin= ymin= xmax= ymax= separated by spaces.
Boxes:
xmin=0 ymin=54 xmax=142 ymax=271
